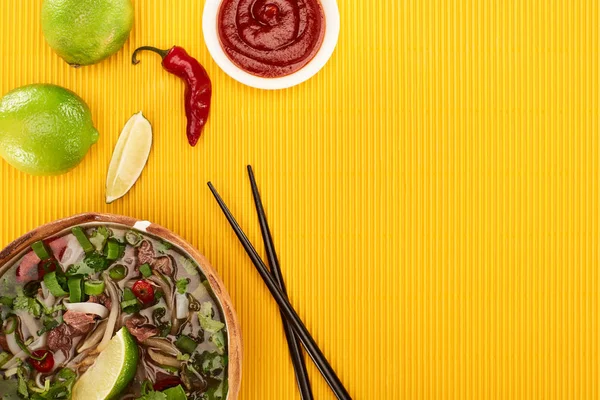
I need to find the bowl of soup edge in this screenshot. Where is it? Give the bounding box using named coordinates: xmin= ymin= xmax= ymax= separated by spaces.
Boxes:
xmin=0 ymin=212 xmax=242 ymax=399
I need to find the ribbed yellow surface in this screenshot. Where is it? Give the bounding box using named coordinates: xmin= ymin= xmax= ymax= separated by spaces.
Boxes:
xmin=0 ymin=0 xmax=599 ymax=399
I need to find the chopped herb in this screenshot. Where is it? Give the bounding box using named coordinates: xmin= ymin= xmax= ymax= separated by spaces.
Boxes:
xmin=17 ymin=365 xmax=30 ymax=398
xmin=210 ymin=331 xmax=226 ymax=355
xmin=82 ymin=253 xmax=111 ymax=273
xmin=0 ymin=351 xmax=10 ymax=367
xmin=89 ymin=226 xmax=112 ymax=252
xmin=176 ymin=353 xmax=190 ymax=361
xmin=198 ymin=302 xmax=225 ymax=334
xmin=0 ymin=296 xmax=14 ymax=307
xmin=152 ymin=308 xmax=171 ymax=337
xmin=180 ymin=257 xmax=198 ymax=276
xmin=175 ymin=278 xmax=188 ymax=294
xmin=13 ymin=293 xmax=42 ymax=318
xmin=37 ymin=317 xmax=60 ymax=336
xmin=199 ymin=351 xmax=227 ymax=377
xmin=156 ymin=241 xmax=172 ymax=254
xmin=137 ymin=392 xmax=167 ymax=400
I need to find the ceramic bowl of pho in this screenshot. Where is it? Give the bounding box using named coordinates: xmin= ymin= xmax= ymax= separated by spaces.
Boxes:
xmin=0 ymin=213 xmax=241 ymax=400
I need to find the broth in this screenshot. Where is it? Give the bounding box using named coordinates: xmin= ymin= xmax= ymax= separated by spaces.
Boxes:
xmin=0 ymin=224 xmax=228 ymax=399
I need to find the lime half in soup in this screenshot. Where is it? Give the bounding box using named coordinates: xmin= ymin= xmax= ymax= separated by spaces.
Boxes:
xmin=0 ymin=225 xmax=228 ymax=400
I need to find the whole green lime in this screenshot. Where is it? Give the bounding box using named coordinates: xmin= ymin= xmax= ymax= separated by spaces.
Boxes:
xmin=41 ymin=0 xmax=134 ymax=66
xmin=0 ymin=84 xmax=99 ymax=176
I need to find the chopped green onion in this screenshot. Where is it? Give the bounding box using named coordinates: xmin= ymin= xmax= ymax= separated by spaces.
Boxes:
xmin=3 ymin=315 xmax=18 ymax=334
xmin=118 ymin=243 xmax=126 ymax=259
xmin=139 ymin=263 xmax=152 ymax=278
xmin=0 ymin=296 xmax=14 ymax=307
xmin=125 ymin=230 xmax=142 ymax=246
xmin=175 ymin=335 xmax=198 ymax=354
xmin=120 ymin=299 xmax=140 ymax=314
xmin=72 ymin=227 xmax=94 ymax=254
xmin=68 ymin=276 xmax=83 ymax=303
xmin=44 ymin=271 xmax=69 ymax=297
xmin=84 ymin=280 xmax=105 ymax=295
xmin=31 ymin=240 xmax=51 ymax=260
xmin=109 ymin=265 xmax=127 ymax=281
xmin=106 ymin=240 xmax=120 ymax=261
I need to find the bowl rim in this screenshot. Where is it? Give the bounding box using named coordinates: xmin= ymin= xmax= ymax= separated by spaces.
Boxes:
xmin=202 ymin=0 xmax=341 ymax=90
xmin=0 ymin=212 xmax=242 ymax=400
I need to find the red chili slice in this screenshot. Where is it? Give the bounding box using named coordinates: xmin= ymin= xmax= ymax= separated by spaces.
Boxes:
xmin=153 ymin=376 xmax=183 ymax=391
xmin=28 ymin=350 xmax=54 ymax=373
xmin=132 ymin=280 xmax=155 ymax=305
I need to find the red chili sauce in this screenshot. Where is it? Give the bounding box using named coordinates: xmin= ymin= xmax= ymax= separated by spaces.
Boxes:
xmin=218 ymin=0 xmax=326 ymax=78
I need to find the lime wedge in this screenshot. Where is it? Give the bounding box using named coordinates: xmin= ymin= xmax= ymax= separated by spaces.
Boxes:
xmin=72 ymin=327 xmax=139 ymax=400
xmin=106 ymin=112 xmax=152 ymax=204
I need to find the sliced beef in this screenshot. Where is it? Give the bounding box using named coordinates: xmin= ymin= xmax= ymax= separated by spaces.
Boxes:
xmin=47 ymin=324 xmax=74 ymax=356
xmin=153 ymin=256 xmax=174 ymax=276
xmin=137 ymin=240 xmax=156 ymax=266
xmin=88 ymin=293 xmax=112 ymax=310
xmin=63 ymin=311 xmax=96 ymax=335
xmin=125 ymin=314 xmax=159 ymax=343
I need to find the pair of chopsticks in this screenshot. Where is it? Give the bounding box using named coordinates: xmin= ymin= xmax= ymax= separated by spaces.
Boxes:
xmin=208 ymin=166 xmax=352 ymax=400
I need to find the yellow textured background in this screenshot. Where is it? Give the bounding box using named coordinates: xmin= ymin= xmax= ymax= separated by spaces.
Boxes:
xmin=0 ymin=0 xmax=599 ymax=399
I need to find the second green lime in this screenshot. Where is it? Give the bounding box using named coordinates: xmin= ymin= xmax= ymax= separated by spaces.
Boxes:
xmin=0 ymin=84 xmax=99 ymax=176
xmin=41 ymin=0 xmax=134 ymax=66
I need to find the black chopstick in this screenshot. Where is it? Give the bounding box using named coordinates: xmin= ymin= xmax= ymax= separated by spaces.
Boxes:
xmin=207 ymin=182 xmax=352 ymax=400
xmin=246 ymin=166 xmax=314 ymax=400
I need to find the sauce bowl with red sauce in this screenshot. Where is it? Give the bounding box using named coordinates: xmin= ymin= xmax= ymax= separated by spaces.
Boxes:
xmin=203 ymin=0 xmax=340 ymax=89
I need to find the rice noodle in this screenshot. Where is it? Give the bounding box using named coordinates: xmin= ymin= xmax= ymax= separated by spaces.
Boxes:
xmin=2 ymin=333 xmax=47 ymax=370
xmin=59 ymin=234 xmax=84 ymax=269
xmin=16 ymin=311 xmax=40 ymax=340
xmin=148 ymin=273 xmax=177 ymax=334
xmin=5 ymin=330 xmax=21 ymax=356
xmin=39 ymin=282 xmax=56 ymax=308
xmin=147 ymin=348 xmax=182 ymax=368
xmin=175 ymin=293 xmax=189 ymax=319
xmin=142 ymin=337 xmax=180 ymax=356
xmin=77 ymin=319 xmax=108 ymax=353
xmin=63 ymin=301 xmax=109 ymax=319
xmin=96 ymin=274 xmax=120 ymax=353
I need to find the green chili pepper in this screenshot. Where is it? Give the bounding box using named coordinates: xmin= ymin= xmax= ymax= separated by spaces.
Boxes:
xmin=84 ymin=280 xmax=105 ymax=296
